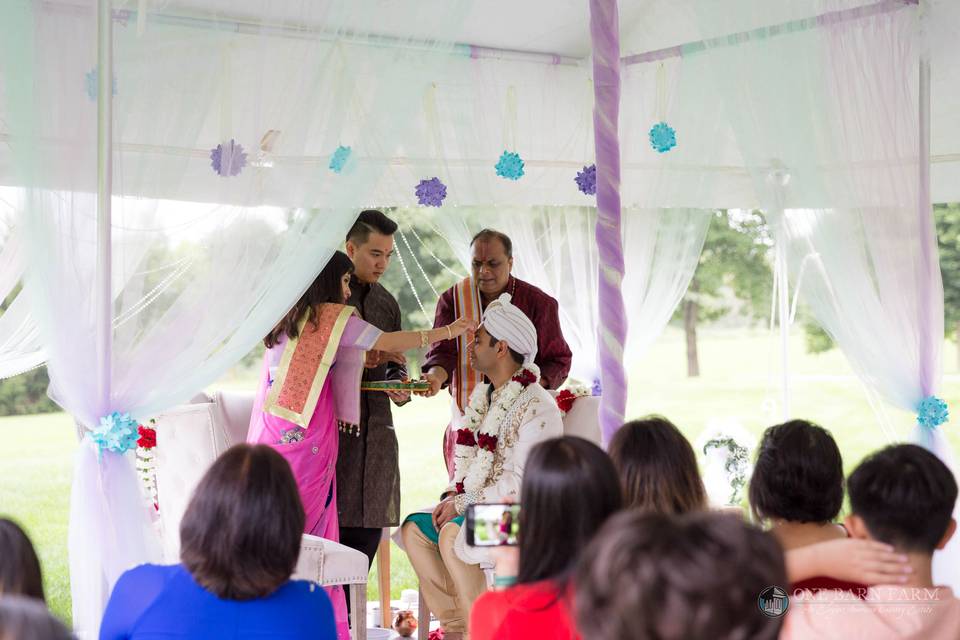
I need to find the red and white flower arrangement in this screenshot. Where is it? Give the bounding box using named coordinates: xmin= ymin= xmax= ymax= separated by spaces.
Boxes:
xmin=135 ymin=419 xmax=158 ymax=512
xmin=452 ymin=364 xmax=539 ymax=495
xmin=555 ymin=382 xmax=591 ymax=418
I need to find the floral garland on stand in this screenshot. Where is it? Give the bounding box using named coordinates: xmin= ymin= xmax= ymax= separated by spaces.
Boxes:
xmin=452 ymin=364 xmax=539 ymax=495
xmin=555 ymin=381 xmax=592 ymax=418
xmin=135 ymin=419 xmax=159 ymax=512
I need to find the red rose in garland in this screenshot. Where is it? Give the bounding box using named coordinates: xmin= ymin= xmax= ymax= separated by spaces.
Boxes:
xmin=555 ymin=389 xmax=576 ymax=414
xmin=477 ymin=433 xmax=499 ymax=452
xmin=455 ymin=429 xmax=477 ymax=447
xmin=137 ymin=425 xmax=157 ymax=449
xmin=512 ymin=368 xmax=537 ymax=386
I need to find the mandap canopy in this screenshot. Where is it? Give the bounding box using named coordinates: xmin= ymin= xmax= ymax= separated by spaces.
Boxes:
xmin=1 ymin=0 xmax=959 ymax=635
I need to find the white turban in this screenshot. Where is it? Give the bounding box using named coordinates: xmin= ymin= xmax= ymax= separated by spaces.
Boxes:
xmin=482 ymin=293 xmax=538 ymax=365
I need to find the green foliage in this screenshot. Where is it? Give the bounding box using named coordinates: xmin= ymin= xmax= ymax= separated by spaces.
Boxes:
xmin=937 ymin=203 xmax=960 ymax=332
xmin=0 ymin=367 xmax=58 ymax=415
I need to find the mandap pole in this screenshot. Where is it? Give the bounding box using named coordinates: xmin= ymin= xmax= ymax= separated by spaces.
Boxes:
xmin=589 ymin=0 xmax=628 ymax=443
xmin=96 ymin=0 xmax=113 ymax=416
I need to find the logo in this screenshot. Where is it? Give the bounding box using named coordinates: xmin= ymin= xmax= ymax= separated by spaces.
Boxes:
xmin=758 ymin=586 xmax=789 ymax=618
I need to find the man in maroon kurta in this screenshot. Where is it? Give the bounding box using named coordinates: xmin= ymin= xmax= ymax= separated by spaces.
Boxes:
xmin=420 ymin=229 xmax=572 ymax=477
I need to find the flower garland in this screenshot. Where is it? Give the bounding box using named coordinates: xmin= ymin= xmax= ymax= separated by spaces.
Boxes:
xmin=135 ymin=420 xmax=158 ymax=511
xmin=452 ymin=364 xmax=539 ymax=495
xmin=555 ymin=382 xmax=591 ymax=417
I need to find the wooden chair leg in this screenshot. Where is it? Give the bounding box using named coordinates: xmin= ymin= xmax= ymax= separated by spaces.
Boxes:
xmin=418 ymin=586 xmax=430 ymax=640
xmin=350 ymin=583 xmax=367 ymax=640
xmin=377 ymin=535 xmax=391 ymax=628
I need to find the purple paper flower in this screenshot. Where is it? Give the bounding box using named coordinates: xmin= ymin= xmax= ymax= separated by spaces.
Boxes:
xmin=210 ymin=139 xmax=247 ymax=177
xmin=415 ymin=177 xmax=447 ymax=207
xmin=329 ymin=145 xmax=351 ymax=174
xmin=575 ymin=164 xmax=597 ymax=195
xmin=85 ymin=68 xmax=118 ymax=102
xmin=495 ymin=151 xmax=524 ymax=180
xmin=649 ymin=122 xmax=677 ymax=153
xmin=591 ymin=378 xmax=602 ymax=396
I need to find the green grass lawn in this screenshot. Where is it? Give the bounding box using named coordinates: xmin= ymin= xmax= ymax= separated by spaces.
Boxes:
xmin=4 ymin=328 xmax=960 ymax=626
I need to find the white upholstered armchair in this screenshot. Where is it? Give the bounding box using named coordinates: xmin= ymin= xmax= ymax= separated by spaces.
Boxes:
xmin=151 ymin=390 xmax=369 ymax=640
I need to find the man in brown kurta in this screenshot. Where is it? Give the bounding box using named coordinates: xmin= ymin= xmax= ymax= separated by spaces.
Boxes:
xmin=337 ymin=210 xmax=409 ymax=569
xmin=421 ymin=229 xmax=572 ymax=476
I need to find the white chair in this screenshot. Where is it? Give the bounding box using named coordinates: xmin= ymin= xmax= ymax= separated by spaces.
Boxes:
xmin=152 ymin=391 xmax=368 ymax=640
xmin=414 ymin=393 xmax=602 ymax=639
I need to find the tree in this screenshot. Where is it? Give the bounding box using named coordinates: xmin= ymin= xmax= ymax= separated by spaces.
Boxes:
xmin=936 ymin=203 xmax=960 ymax=369
xmin=678 ymin=210 xmax=773 ymax=377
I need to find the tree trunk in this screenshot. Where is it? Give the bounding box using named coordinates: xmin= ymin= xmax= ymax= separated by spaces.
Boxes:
xmin=684 ymin=286 xmax=700 ymax=378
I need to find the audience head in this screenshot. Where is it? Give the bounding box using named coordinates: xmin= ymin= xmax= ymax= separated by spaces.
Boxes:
xmin=0 ymin=518 xmax=44 ymax=602
xmin=264 ymin=250 xmax=354 ymax=348
xmin=517 ymin=436 xmax=622 ymax=586
xmin=345 ymin=209 xmax=396 ymax=285
xmin=749 ymin=419 xmax=844 ymax=524
xmin=470 ymin=229 xmax=513 ymax=297
xmin=575 ymin=510 xmax=786 ymax=640
xmin=846 ymin=444 xmax=958 ymax=554
xmin=180 ymin=444 xmax=305 ymax=600
xmin=0 ymin=596 xmax=72 ymax=640
xmin=608 ymin=417 xmax=707 ymax=515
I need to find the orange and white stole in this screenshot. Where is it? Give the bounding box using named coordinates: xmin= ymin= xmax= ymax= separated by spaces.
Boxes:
xmin=264 ymin=304 xmax=361 ymax=430
xmin=452 ymin=276 xmax=483 ymax=414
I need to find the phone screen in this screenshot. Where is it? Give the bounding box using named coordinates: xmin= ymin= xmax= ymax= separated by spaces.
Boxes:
xmin=466 ymin=503 xmax=520 ymax=547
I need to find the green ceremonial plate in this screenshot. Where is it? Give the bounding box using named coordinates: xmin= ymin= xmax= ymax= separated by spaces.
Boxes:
xmin=360 ymin=380 xmax=431 ymax=392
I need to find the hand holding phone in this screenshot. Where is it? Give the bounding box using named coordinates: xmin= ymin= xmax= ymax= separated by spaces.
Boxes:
xmin=466 ymin=503 xmax=521 ymax=547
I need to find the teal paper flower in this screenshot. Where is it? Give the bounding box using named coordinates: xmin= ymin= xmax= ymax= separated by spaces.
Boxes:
xmin=495 ymin=151 xmax=525 ymax=180
xmin=89 ymin=411 xmax=140 ymax=456
xmin=649 ymin=122 xmax=677 ymax=153
xmin=329 ymin=145 xmax=351 ymax=174
xmin=917 ymin=396 xmax=949 ymax=429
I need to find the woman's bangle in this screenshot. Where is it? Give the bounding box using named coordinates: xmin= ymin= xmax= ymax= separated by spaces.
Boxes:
xmin=420 ymin=331 xmax=428 ymax=348
xmin=446 ymin=325 xmax=453 ymax=340
xmin=493 ymin=575 xmax=517 ymax=588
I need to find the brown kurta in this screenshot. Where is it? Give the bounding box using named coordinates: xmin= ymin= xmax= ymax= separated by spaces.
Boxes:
xmin=336 ymin=276 xmax=406 ymax=528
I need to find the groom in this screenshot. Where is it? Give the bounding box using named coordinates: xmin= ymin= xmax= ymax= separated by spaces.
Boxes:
xmin=401 ymin=293 xmax=563 ymax=640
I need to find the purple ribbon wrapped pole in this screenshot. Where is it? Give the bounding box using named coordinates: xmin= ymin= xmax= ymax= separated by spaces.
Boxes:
xmin=589 ymin=0 xmax=628 ymax=444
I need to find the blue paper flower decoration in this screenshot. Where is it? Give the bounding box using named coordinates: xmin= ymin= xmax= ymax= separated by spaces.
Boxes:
xmin=85 ymin=68 xmax=118 ymax=102
xmin=329 ymin=145 xmax=351 ymax=174
xmin=576 ymin=164 xmax=597 ymax=196
xmin=415 ymin=177 xmax=447 ymax=207
xmin=495 ymin=151 xmax=525 ymax=181
xmin=917 ymin=396 xmax=949 ymax=429
xmin=89 ymin=412 xmax=140 ymax=456
xmin=210 ymin=139 xmax=247 ymax=177
xmin=649 ymin=121 xmax=677 ymax=153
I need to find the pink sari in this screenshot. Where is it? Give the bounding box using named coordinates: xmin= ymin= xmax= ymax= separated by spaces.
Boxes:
xmin=247 ymin=304 xmax=381 ymax=640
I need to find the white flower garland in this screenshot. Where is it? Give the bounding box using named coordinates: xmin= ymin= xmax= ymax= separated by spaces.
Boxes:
xmin=452 ymin=363 xmax=539 ymax=494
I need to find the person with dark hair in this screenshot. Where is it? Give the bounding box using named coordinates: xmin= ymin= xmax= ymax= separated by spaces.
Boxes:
xmin=575 ymin=510 xmax=787 ymax=640
xmin=608 ymin=416 xmax=707 ymax=515
xmin=0 ymin=518 xmax=45 ymax=602
xmin=419 ymin=228 xmax=572 ymax=479
xmin=749 ymin=419 xmax=865 ymax=595
xmin=0 ymin=596 xmax=73 ymax=640
xmin=246 ymin=251 xmax=473 ymax=637
xmin=783 ymin=444 xmax=960 ymax=639
xmin=100 ymin=444 xmax=335 ymax=639
xmin=402 ymin=295 xmax=563 ymax=640
xmin=339 ymin=209 xmax=409 ymax=571
xmin=470 ymin=436 xmax=622 ymax=640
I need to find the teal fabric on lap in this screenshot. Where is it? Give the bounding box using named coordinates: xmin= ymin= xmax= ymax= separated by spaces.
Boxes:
xmin=405 ymin=513 xmax=464 ymax=545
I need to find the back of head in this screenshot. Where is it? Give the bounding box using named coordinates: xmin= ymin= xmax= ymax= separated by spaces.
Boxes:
xmin=847 ymin=444 xmax=958 ymax=553
xmin=518 ymin=436 xmax=622 ymax=586
xmin=608 ymin=417 xmax=706 ymax=515
xmin=0 ymin=596 xmax=72 ymax=640
xmin=345 ymin=209 xmax=398 ymax=245
xmin=180 ymin=444 xmax=305 ymax=600
xmin=749 ymin=420 xmax=844 ymax=524
xmin=265 ymin=250 xmax=354 ymax=348
xmin=0 ymin=518 xmax=44 ymax=601
xmin=575 ymin=510 xmax=786 ymax=640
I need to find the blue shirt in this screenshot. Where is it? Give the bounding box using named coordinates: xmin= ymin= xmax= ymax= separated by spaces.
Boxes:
xmin=100 ymin=564 xmax=336 ymax=639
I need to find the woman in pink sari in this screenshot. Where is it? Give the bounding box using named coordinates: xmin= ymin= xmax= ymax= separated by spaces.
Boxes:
xmin=247 ymin=251 xmax=472 ymax=639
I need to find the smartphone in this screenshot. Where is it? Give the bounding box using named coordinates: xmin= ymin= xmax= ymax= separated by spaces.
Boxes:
xmin=465 ymin=503 xmax=520 ymax=547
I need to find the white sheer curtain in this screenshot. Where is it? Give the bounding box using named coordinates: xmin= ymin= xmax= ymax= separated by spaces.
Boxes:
xmin=0 ymin=206 xmax=45 ymax=379
xmin=1 ymin=1 xmax=475 ymax=635
xmin=692 ymin=0 xmax=958 ymax=587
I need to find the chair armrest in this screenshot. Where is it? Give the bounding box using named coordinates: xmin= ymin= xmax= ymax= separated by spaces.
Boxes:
xmin=293 ymin=534 xmax=368 ymax=587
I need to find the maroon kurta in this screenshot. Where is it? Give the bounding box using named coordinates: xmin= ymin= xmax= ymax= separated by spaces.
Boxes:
xmin=423 ymin=276 xmax=572 ymax=391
